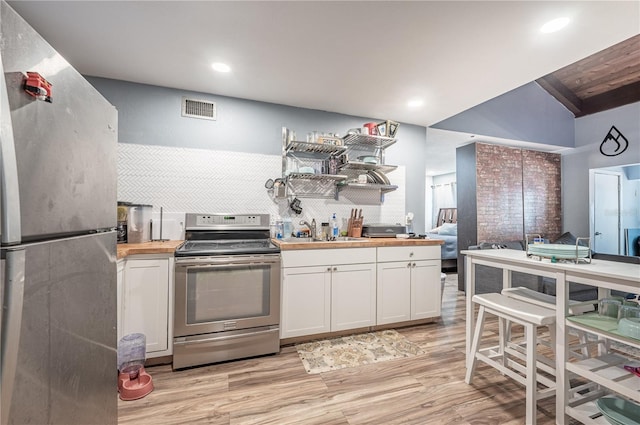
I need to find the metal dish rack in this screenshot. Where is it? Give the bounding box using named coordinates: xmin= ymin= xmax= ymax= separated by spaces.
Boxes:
xmin=525 ymin=234 xmax=592 ymax=264
xmin=279 ymin=127 xmax=399 ymax=201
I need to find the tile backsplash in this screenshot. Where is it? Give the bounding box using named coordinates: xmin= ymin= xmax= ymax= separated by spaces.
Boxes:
xmin=118 ymin=143 xmax=406 ymax=237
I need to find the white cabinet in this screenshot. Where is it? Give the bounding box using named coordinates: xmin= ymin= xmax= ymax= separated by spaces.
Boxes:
xmin=410 ymin=260 xmax=441 ymax=320
xmin=376 ymin=246 xmax=441 ymax=325
xmin=331 ymin=263 xmax=376 ymax=331
xmin=377 ymin=261 xmax=411 ymax=323
xmin=119 ymin=254 xmax=174 ymax=358
xmin=116 ymin=259 xmax=125 ymax=341
xmin=281 ymin=265 xmax=331 ymax=338
xmin=281 ymin=248 xmax=376 ymax=338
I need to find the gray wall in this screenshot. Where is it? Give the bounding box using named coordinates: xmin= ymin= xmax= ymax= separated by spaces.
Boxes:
xmin=431 ymin=81 xmax=575 ymax=147
xmin=562 ymin=101 xmax=640 ymax=237
xmin=87 ymin=77 xmax=428 ymax=233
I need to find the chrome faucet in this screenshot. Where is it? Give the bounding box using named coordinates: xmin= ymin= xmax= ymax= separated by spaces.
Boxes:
xmin=299 ymin=219 xmax=317 ymax=240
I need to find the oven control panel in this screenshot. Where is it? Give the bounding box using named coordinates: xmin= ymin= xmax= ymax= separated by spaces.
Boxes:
xmin=187 ymin=213 xmax=268 ymax=229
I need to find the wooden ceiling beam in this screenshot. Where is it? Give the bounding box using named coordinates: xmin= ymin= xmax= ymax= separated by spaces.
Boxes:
xmin=535 ymin=74 xmax=583 ymax=116
xmin=536 ymin=35 xmax=639 ymax=118
xmin=578 ymin=80 xmax=640 ymax=117
xmin=552 ymin=35 xmax=640 ymax=80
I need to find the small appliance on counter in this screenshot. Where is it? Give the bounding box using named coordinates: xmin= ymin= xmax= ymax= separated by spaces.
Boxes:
xmin=362 ymin=223 xmax=407 ymax=238
xmin=117 ymin=333 xmax=154 ymax=401
xmin=127 ymin=204 xmax=153 ymax=243
xmin=117 ymin=201 xmax=132 ymax=243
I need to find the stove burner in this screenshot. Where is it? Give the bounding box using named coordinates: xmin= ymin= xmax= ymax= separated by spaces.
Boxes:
xmin=176 ymin=238 xmax=279 ymax=257
xmin=176 ymin=213 xmax=280 ymax=257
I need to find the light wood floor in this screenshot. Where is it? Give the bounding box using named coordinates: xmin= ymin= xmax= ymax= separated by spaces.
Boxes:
xmin=118 ymin=274 xmax=579 ymax=425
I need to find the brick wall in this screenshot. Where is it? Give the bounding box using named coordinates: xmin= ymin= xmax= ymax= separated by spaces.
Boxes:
xmin=476 ymin=144 xmax=524 ymax=242
xmin=474 ymin=143 xmax=561 ymax=243
xmin=522 ymin=150 xmax=562 ymax=241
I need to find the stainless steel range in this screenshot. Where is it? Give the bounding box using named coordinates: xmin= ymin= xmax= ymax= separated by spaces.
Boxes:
xmin=173 ymin=213 xmax=281 ymax=369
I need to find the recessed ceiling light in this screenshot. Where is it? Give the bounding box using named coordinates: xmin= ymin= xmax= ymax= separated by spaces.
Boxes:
xmin=408 ymin=99 xmax=424 ymax=108
xmin=540 ymin=17 xmax=570 ymax=33
xmin=211 ymin=62 xmax=231 ymax=73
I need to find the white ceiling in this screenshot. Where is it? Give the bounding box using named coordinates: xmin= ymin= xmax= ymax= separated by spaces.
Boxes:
xmin=8 ymin=1 xmax=640 ymax=175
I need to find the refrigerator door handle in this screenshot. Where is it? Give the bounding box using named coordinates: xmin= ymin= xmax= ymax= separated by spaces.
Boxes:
xmin=0 ymin=52 xmax=22 ymax=245
xmin=1 ymin=248 xmax=25 ymax=425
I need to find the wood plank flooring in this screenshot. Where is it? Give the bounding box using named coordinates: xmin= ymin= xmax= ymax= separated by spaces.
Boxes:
xmin=118 ymin=274 xmax=580 ymax=424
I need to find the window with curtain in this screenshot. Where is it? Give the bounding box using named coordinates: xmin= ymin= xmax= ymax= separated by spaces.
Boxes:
xmin=431 ymin=182 xmax=456 ymax=228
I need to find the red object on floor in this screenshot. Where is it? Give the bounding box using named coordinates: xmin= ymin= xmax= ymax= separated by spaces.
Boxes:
xmin=118 ymin=365 xmax=154 ymax=401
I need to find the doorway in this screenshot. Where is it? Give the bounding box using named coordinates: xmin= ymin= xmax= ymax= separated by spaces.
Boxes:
xmin=591 ymin=170 xmax=621 ymax=254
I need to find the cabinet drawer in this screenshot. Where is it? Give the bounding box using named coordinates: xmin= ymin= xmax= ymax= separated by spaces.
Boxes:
xmin=377 ymin=246 xmax=439 ymax=262
xmin=282 ymin=248 xmax=376 ymax=268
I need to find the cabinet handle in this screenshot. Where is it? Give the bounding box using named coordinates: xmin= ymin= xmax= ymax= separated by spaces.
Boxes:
xmin=409 ymin=252 xmax=414 ymax=257
xmin=327 ymin=267 xmax=332 ymax=272
xmin=333 ymin=267 xmax=337 ymax=271
xmin=412 ymin=262 xmax=417 ymax=267
xmin=407 ymin=262 xmax=411 ymax=267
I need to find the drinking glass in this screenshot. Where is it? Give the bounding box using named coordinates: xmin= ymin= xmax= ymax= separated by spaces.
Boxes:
xmin=599 ymin=298 xmax=622 ymax=318
xmin=618 ymin=304 xmax=640 ymax=321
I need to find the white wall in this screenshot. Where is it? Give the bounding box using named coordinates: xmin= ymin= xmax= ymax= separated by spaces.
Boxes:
xmin=117 ymin=143 xmax=407 ymax=236
xmin=89 ymin=77 xmax=427 ymax=233
xmin=562 ymin=102 xmax=640 ymax=238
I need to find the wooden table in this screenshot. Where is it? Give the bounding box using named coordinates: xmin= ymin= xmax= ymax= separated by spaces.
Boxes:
xmin=461 ymin=249 xmax=640 ymax=424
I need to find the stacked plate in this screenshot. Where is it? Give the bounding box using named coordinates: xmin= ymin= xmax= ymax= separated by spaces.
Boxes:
xmin=596 ymin=397 xmax=640 ymax=425
xmin=527 ymin=243 xmax=590 ymax=260
xmin=367 ymin=170 xmax=390 ymax=185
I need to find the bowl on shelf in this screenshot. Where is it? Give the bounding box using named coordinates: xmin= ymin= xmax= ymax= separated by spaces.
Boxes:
xmin=357 ymin=156 xmax=378 ymax=164
xmin=618 ymin=317 xmax=640 ymax=339
xmin=596 ymin=397 xmax=640 ymax=425
xmin=297 ymin=166 xmax=315 ymax=174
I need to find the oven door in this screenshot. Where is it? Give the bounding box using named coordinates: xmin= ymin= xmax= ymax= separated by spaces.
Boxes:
xmin=174 ymin=254 xmax=280 ymax=338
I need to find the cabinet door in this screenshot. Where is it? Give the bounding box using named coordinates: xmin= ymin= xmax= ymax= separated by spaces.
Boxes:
xmin=116 ymin=259 xmax=125 ymax=342
xmin=411 ymin=260 xmax=441 ymax=320
xmin=281 ymin=266 xmax=331 ymax=338
xmin=331 ymin=263 xmax=376 ymax=331
xmin=122 ymin=258 xmax=170 ymax=354
xmin=377 ymin=261 xmax=411 ymax=325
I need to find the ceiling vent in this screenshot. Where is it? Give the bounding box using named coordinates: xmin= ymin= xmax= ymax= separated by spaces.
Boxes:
xmin=181 ymin=97 xmax=216 ymax=120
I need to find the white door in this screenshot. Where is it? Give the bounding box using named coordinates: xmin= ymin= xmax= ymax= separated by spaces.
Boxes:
xmin=411 ymin=260 xmax=441 ymax=320
xmin=593 ymin=172 xmax=620 ymax=254
xmin=377 ymin=262 xmax=411 ymax=325
xmin=122 ymin=258 xmax=170 ymax=354
xmin=281 ymin=266 xmax=331 ymax=338
xmin=331 ymin=263 xmax=376 ymax=331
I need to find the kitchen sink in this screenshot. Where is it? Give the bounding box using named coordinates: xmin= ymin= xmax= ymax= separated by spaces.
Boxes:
xmin=280 ymin=237 xmax=369 ymax=243
xmin=334 ymin=237 xmax=369 ymax=242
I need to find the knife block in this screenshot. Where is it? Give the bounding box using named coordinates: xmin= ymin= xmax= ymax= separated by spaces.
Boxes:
xmin=347 ymin=216 xmax=363 ymax=237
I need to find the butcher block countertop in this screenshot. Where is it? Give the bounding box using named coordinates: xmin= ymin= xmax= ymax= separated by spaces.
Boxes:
xmin=117 ymin=240 xmax=184 ymax=259
xmin=273 ymin=237 xmax=444 ymax=251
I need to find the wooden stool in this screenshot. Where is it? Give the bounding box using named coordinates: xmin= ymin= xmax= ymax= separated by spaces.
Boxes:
xmin=465 ymin=293 xmax=556 ymax=425
xmin=501 ymin=286 xmax=595 ymax=358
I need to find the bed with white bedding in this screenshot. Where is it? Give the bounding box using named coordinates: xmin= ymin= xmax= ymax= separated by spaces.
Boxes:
xmin=426 ymin=208 xmax=457 ymax=270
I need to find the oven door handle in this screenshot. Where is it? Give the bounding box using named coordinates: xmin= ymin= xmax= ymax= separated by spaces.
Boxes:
xmin=177 ymin=256 xmax=280 ymax=267
xmin=174 ymin=328 xmax=278 ymax=346
xmin=181 ymin=261 xmax=277 ymax=270
xmin=176 ymin=255 xmax=280 ymax=267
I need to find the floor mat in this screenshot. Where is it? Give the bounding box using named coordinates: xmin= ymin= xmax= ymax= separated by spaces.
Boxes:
xmin=295 ymin=329 xmax=424 ymax=374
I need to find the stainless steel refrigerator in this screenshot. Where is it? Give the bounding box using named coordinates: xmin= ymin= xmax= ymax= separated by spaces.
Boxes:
xmin=0 ymin=2 xmax=117 ymax=424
